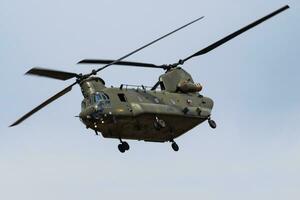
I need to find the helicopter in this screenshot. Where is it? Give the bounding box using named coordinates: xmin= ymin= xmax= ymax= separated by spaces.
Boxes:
xmin=10 ymin=5 xmax=289 ymax=153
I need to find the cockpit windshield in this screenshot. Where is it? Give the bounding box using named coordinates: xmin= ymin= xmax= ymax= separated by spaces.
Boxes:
xmin=92 ymin=92 xmax=111 ymax=106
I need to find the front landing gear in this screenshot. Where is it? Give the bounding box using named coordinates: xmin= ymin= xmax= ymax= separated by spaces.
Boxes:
xmin=208 ymin=117 xmax=217 ymax=129
xmin=171 ymin=140 xmax=179 ymax=152
xmin=118 ymin=139 xmax=130 ymax=153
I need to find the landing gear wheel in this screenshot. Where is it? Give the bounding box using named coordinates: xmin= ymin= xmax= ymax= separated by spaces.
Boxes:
xmin=122 ymin=141 xmax=130 ymax=151
xmin=171 ymin=142 xmax=179 ymax=152
xmin=117 ymin=139 xmax=130 ymax=153
xmin=208 ymin=119 xmax=217 ymax=129
xmin=118 ymin=144 xmax=126 ymax=153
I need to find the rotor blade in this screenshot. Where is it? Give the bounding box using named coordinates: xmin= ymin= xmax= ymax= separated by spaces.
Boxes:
xmin=26 ymin=67 xmax=80 ymax=81
xmin=182 ymin=5 xmax=289 ymax=63
xmin=78 ymin=59 xmax=166 ymax=69
xmin=82 ymin=16 xmax=204 ymax=75
xmin=9 ymin=83 xmax=76 ymax=127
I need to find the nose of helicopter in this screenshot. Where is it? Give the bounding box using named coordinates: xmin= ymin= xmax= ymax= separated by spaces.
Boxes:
xmin=90 ymin=104 xmax=105 ymax=119
xmin=79 ymin=102 xmax=105 ymax=120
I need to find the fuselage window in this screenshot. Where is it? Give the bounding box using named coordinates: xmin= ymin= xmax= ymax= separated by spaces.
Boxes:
xmin=102 ymin=93 xmax=110 ymax=105
xmin=118 ymin=93 xmax=127 ymax=102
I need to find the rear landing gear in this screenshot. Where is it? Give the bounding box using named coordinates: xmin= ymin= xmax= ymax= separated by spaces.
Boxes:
xmin=208 ymin=117 xmax=217 ymax=129
xmin=118 ymin=139 xmax=130 ymax=153
xmin=171 ymin=140 xmax=179 ymax=152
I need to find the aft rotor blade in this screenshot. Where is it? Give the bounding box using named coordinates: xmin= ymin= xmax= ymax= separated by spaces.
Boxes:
xmin=83 ymin=16 xmax=204 ymax=75
xmin=182 ymin=5 xmax=289 ymax=63
xmin=78 ymin=59 xmax=166 ymax=69
xmin=26 ymin=67 xmax=80 ymax=81
xmin=9 ymin=83 xmax=76 ymax=127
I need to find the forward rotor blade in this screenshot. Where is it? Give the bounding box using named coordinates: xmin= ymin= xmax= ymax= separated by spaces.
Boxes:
xmin=182 ymin=5 xmax=289 ymax=63
xmin=78 ymin=59 xmax=166 ymax=69
xmin=82 ymin=16 xmax=204 ymax=75
xmin=26 ymin=67 xmax=80 ymax=81
xmin=9 ymin=83 xmax=76 ymax=127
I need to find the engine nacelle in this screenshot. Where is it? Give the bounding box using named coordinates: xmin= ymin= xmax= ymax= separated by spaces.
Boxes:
xmin=177 ymin=80 xmax=202 ymax=93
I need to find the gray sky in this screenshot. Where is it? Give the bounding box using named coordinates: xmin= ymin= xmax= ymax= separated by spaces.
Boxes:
xmin=1 ymin=0 xmax=299 ymax=199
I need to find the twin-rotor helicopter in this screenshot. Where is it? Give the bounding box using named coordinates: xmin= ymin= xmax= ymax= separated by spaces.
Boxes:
xmin=10 ymin=5 xmax=289 ymax=153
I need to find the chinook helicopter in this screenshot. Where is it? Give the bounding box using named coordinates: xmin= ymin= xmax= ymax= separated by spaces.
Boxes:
xmin=10 ymin=5 xmax=289 ymax=153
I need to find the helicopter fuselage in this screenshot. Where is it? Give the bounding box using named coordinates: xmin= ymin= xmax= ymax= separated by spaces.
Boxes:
xmin=79 ymin=76 xmax=213 ymax=142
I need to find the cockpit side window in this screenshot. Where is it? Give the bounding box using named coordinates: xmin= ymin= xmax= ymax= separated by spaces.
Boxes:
xmin=104 ymin=93 xmax=110 ymax=99
xmin=101 ymin=94 xmax=107 ymax=100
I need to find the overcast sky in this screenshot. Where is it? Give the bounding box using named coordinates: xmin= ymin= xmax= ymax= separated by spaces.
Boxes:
xmin=1 ymin=0 xmax=299 ymax=200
